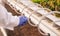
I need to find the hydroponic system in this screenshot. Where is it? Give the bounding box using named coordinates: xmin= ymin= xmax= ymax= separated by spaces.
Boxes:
xmin=2 ymin=0 xmax=60 ymax=36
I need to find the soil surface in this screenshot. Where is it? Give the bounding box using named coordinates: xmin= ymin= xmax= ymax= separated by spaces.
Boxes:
xmin=6 ymin=23 xmax=43 ymax=36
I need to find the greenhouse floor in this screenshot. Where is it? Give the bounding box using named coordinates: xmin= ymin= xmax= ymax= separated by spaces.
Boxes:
xmin=4 ymin=3 xmax=43 ymax=36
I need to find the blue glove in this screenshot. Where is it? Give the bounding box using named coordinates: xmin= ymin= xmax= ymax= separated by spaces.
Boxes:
xmin=18 ymin=16 xmax=28 ymax=26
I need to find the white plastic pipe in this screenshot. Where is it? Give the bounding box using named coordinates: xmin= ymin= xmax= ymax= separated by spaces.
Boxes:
xmin=0 ymin=27 xmax=7 ymax=36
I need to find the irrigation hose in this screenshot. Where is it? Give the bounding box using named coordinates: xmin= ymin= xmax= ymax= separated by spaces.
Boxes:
xmin=28 ymin=10 xmax=38 ymax=27
xmin=37 ymin=15 xmax=51 ymax=36
xmin=37 ymin=16 xmax=48 ymax=36
xmin=38 ymin=25 xmax=50 ymax=36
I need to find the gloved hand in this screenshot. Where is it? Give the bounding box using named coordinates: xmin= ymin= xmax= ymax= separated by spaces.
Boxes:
xmin=18 ymin=16 xmax=28 ymax=26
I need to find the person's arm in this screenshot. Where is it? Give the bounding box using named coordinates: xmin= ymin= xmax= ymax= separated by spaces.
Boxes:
xmin=0 ymin=5 xmax=28 ymax=30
